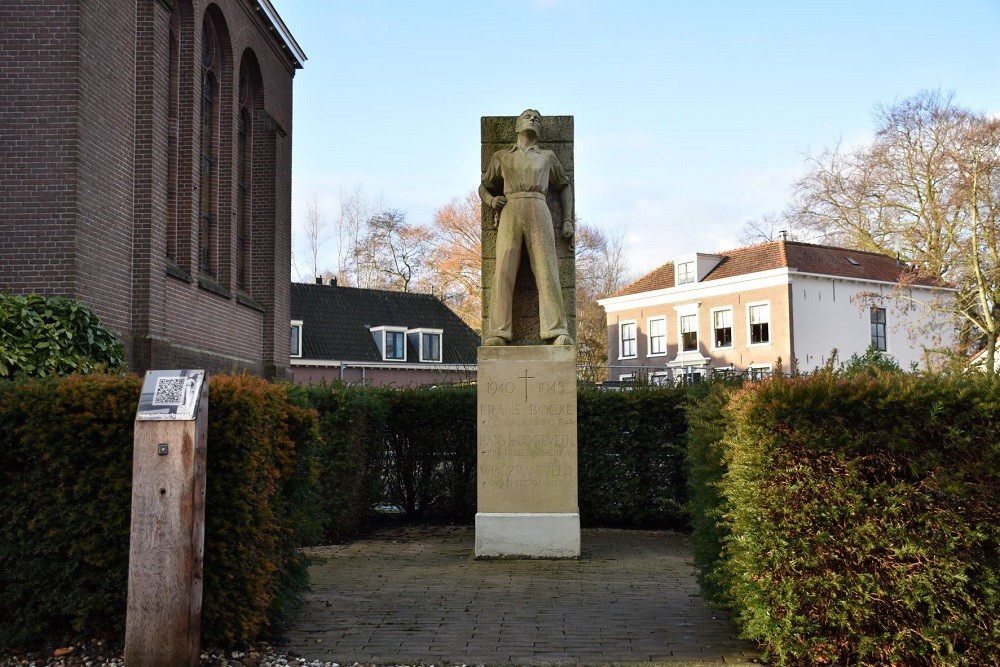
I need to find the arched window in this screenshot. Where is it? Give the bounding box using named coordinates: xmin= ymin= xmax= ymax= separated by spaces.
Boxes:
xmin=199 ymin=16 xmax=220 ymax=277
xmin=166 ymin=20 xmax=179 ymax=262
xmin=236 ymin=61 xmax=253 ymax=290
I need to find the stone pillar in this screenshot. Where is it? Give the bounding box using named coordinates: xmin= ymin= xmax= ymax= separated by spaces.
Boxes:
xmin=476 ymin=114 xmax=579 ymax=558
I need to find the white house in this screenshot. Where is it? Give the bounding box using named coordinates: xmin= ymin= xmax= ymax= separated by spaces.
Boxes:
xmin=598 ymin=240 xmax=954 ymax=382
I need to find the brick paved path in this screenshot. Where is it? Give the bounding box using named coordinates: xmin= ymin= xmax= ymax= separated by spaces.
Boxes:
xmin=283 ymin=525 xmax=759 ymax=665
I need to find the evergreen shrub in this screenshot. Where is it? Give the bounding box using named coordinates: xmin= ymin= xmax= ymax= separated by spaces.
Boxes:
xmin=291 ymin=383 xmax=391 ymax=541
xmin=0 ymin=293 xmax=126 ymax=378
xmin=578 ymin=384 xmax=689 ymax=528
xmin=685 ymin=379 xmax=740 ymax=602
xmin=383 ymin=387 xmax=477 ymax=522
xmin=714 ymin=374 xmax=1000 ymax=665
xmin=0 ymin=373 xmax=320 ymax=650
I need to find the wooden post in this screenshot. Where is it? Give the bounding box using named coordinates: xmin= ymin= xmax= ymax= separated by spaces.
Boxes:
xmin=125 ymin=370 xmax=208 ymax=667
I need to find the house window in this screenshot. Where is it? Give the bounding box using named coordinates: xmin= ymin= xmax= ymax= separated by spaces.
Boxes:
xmin=648 ymin=317 xmax=666 ymax=356
xmin=290 ymin=320 xmax=303 ymax=358
xmin=871 ymin=307 xmax=887 ymax=351
xmin=423 ymin=333 xmax=440 ymax=361
xmin=749 ymin=364 xmax=772 ymax=381
xmin=680 ymin=314 xmax=698 ymax=352
xmin=386 ymin=330 xmax=406 ymax=360
xmin=619 ymin=321 xmax=637 ymax=358
xmin=650 ymin=371 xmax=670 ymax=386
xmin=677 ymin=261 xmax=695 ymax=285
xmin=749 ymin=303 xmax=770 ymax=345
xmin=713 ymin=308 xmax=733 ymax=348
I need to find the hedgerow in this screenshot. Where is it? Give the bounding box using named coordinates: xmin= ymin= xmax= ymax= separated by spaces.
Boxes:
xmin=693 ymin=374 xmax=1000 ymax=665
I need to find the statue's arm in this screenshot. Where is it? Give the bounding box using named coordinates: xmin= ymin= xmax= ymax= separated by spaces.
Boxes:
xmin=560 ymin=183 xmax=575 ymax=240
xmin=550 ymin=153 xmax=574 ymax=240
xmin=480 ymin=152 xmax=507 ymax=214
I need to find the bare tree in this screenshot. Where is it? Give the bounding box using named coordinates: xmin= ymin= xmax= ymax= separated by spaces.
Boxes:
xmin=576 ymin=223 xmax=632 ymax=383
xmin=333 ymin=184 xmax=382 ymax=287
xmin=789 ymin=90 xmax=1000 ymax=371
xmin=427 ymin=191 xmax=482 ymax=330
xmin=303 ymin=194 xmax=332 ymax=281
xmin=738 ymin=211 xmax=801 ymax=245
xmin=360 ymin=209 xmax=433 ymax=292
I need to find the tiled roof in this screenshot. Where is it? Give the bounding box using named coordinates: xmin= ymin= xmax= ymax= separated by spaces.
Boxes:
xmin=291 ymin=282 xmax=480 ymax=364
xmin=612 ymin=240 xmax=944 ymax=298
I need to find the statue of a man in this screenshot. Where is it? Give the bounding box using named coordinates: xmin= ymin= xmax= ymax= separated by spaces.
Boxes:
xmin=480 ymin=109 xmax=575 ymax=346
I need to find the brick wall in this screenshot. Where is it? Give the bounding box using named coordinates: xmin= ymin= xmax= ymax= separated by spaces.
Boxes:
xmin=0 ymin=1 xmax=80 ymax=297
xmin=1 ymin=0 xmax=299 ymax=379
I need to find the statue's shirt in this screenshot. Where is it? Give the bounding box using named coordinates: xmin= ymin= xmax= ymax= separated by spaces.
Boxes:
xmin=482 ymin=145 xmax=570 ymax=196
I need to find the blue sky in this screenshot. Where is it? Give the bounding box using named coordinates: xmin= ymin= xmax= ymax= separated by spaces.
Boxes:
xmin=277 ymin=0 xmax=1000 ymax=278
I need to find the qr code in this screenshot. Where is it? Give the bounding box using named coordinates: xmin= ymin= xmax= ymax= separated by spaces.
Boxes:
xmin=153 ymin=377 xmax=187 ymax=406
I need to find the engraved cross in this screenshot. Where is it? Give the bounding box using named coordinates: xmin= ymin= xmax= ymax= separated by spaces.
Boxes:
xmin=518 ymin=368 xmax=535 ymax=402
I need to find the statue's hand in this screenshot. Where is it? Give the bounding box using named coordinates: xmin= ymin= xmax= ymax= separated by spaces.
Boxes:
xmin=492 ymin=195 xmax=507 ymax=211
xmin=562 ymin=220 xmax=575 ymax=241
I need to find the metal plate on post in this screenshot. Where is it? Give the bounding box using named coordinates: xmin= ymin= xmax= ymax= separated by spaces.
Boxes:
xmin=137 ymin=370 xmax=206 ymax=421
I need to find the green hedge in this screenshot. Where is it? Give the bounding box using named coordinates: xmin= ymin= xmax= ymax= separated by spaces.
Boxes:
xmin=0 ymin=373 xmax=319 ymax=650
xmin=384 ymin=387 xmax=478 ymax=522
xmin=578 ymin=385 xmax=689 ymax=528
xmin=692 ymin=374 xmax=1000 ymax=665
xmin=0 ymin=374 xmax=138 ymax=649
xmin=290 ymin=383 xmax=391 ymax=542
xmin=296 ymin=383 xmax=693 ymax=529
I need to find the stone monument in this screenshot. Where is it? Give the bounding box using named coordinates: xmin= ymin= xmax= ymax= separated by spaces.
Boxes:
xmin=476 ymin=110 xmax=579 ymax=558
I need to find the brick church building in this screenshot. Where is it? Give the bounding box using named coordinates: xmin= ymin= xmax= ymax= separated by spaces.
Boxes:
xmin=0 ymin=0 xmax=304 ymax=379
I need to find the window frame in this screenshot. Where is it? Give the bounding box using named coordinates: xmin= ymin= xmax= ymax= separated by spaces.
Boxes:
xmin=679 ymin=313 xmax=698 ymax=352
xmin=647 ymin=316 xmax=667 ymax=357
xmin=371 ymin=326 xmax=408 ymax=362
xmin=619 ymin=320 xmax=637 ymax=359
xmin=747 ymin=301 xmax=771 ymax=347
xmin=385 ymin=330 xmax=406 ymax=361
xmin=870 ymin=306 xmax=887 ymax=352
xmin=407 ymin=327 xmax=443 ymax=363
xmin=199 ymin=16 xmax=220 ymax=278
xmin=290 ymin=320 xmax=303 ymax=358
xmin=711 ymin=306 xmax=734 ymax=350
xmin=676 ymin=260 xmax=695 ymax=285
xmin=748 ymin=363 xmax=772 ymax=381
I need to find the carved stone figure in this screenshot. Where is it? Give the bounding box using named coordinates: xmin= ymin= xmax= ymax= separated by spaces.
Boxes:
xmin=480 ymin=109 xmax=575 ymax=346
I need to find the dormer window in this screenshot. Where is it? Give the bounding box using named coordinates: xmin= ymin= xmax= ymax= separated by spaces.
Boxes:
xmin=370 ymin=326 xmax=408 ymax=361
xmin=386 ymin=331 xmax=406 ymax=360
xmin=677 ymin=261 xmax=695 ymax=285
xmin=290 ymin=320 xmax=303 ymax=358
xmin=408 ymin=328 xmax=443 ymax=363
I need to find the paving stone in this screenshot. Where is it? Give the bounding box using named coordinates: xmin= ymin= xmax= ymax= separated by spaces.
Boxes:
xmin=282 ymin=526 xmax=759 ymax=664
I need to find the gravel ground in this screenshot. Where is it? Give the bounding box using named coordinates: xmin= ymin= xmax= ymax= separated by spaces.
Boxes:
xmin=0 ymin=641 xmax=368 ymax=667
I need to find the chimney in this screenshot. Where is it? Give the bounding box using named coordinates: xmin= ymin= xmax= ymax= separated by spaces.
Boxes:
xmin=314 ymin=276 xmax=322 ymax=285
xmin=329 ymin=277 xmax=338 ymax=287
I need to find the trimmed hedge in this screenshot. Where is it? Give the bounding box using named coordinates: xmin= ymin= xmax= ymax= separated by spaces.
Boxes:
xmin=578 ymin=385 xmax=689 ymax=528
xmin=691 ymin=374 xmax=1000 ymax=665
xmin=295 ymin=383 xmax=693 ymax=529
xmin=0 ymin=373 xmax=320 ymax=650
xmin=0 ymin=374 xmax=138 ymax=649
xmin=290 ymin=383 xmax=391 ymax=542
xmin=384 ymin=387 xmax=478 ymax=522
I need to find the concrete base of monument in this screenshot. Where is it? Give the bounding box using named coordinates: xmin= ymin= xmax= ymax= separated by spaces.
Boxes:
xmin=474 ymin=512 xmax=580 ymax=559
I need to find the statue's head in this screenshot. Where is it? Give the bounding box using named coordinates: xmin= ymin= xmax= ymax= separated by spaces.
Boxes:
xmin=515 ymin=109 xmax=542 ymax=136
